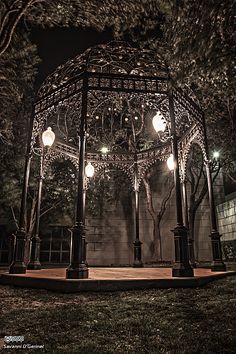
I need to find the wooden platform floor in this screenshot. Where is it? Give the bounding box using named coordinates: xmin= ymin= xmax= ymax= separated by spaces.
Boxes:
xmin=1 ymin=267 xmax=235 ymax=293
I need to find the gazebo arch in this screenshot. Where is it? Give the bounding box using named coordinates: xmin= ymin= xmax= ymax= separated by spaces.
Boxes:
xmin=9 ymin=41 xmax=225 ymax=278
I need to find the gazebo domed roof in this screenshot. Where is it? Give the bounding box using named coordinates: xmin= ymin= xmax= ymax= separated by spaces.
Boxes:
xmin=38 ymin=41 xmax=168 ymax=98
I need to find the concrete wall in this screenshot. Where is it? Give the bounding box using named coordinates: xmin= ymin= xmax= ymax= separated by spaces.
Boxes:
xmin=85 ymin=167 xmax=215 ymax=266
xmin=217 ymin=195 xmax=236 ymax=241
xmin=0 ymin=165 xmax=223 ymax=266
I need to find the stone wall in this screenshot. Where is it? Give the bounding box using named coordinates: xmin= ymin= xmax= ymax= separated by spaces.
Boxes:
xmin=217 ymin=194 xmax=236 ymax=241
xmin=85 ymin=167 xmax=215 ymax=266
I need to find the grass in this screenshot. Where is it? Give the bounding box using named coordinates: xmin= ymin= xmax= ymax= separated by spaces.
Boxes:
xmin=0 ymin=276 xmax=235 ymax=354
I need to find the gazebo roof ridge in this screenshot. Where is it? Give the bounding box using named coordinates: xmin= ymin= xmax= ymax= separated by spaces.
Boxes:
xmin=37 ymin=40 xmax=168 ymax=98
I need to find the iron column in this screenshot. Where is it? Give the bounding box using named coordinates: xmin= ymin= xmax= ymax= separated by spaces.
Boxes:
xmin=27 ymin=150 xmax=43 ymax=270
xmin=66 ymin=75 xmax=89 ymax=279
xmin=202 ymin=114 xmax=226 ymax=272
xmin=133 ymin=156 xmax=143 ymax=267
xmin=205 ymin=162 xmax=226 ymax=271
xmin=182 ymin=180 xmax=196 ymax=267
xmin=169 ymin=89 xmax=193 ymax=277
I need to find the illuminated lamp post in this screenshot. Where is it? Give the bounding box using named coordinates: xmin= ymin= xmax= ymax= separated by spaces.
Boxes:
xmin=181 ymin=178 xmax=196 ymax=268
xmin=133 ymin=154 xmax=143 ymax=267
xmin=78 ymin=161 xmax=95 ymax=266
xmin=28 ymin=127 xmax=55 ymax=270
xmin=153 ymin=107 xmax=193 ymax=277
xmin=66 ymin=77 xmax=89 ymax=279
xmin=205 ymin=150 xmax=226 ymax=271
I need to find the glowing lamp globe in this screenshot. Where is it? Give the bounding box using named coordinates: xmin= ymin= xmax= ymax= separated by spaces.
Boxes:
xmin=152 ymin=112 xmax=166 ymax=133
xmin=42 ymin=127 xmax=55 ymax=147
xmin=85 ymin=162 xmax=95 ymax=178
xmin=213 ymin=151 xmax=220 ymax=159
xmin=167 ymin=154 xmax=174 ymax=171
xmin=101 ymin=146 xmax=109 ymax=154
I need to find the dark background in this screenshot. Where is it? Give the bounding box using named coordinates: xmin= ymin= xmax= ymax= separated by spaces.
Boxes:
xmin=30 ymin=27 xmax=113 ymax=88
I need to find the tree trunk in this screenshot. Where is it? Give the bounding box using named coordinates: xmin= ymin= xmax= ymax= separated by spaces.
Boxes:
xmin=143 ymin=172 xmax=173 ymax=263
xmin=188 ymin=207 xmax=195 ymax=242
xmin=188 ymin=206 xmax=197 ymax=260
xmin=152 ymin=217 xmax=162 ymax=261
xmin=24 ymin=193 xmax=37 ymax=264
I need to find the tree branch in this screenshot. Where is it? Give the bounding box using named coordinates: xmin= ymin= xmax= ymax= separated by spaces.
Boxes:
xmin=40 ymin=199 xmax=61 ymax=218
xmin=10 ymin=206 xmax=19 ymax=229
xmin=158 ymin=177 xmax=174 ymax=219
xmin=193 ymin=159 xmax=203 ymax=195
xmin=143 ymin=173 xmax=156 ymax=221
xmin=189 ymin=163 xmax=195 ymax=195
xmin=0 ymin=0 xmax=44 ymax=56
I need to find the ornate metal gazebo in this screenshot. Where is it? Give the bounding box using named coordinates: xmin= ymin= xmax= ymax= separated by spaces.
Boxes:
xmin=9 ymin=41 xmax=226 ymax=278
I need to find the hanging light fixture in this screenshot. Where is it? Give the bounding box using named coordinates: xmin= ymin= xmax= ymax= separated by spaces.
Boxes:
xmin=85 ymin=162 xmax=95 ymax=178
xmin=101 ymin=146 xmax=109 ymax=154
xmin=167 ymin=154 xmax=174 ymax=171
xmin=42 ymin=127 xmax=55 ymax=147
xmin=152 ymin=112 xmax=166 ymax=133
xmin=213 ymin=151 xmax=220 ymax=159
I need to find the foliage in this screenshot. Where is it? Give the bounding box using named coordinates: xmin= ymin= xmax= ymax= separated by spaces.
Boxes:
xmin=41 ymin=159 xmax=78 ymax=225
xmin=0 ymin=31 xmax=38 ymax=143
xmin=158 ymin=1 xmax=235 ymax=181
xmin=0 ymin=30 xmax=39 ymax=231
xmin=86 ymin=168 xmax=133 ymax=218
xmin=222 ymin=240 xmax=236 ymax=262
xmin=0 ymin=0 xmax=160 ymax=56
xmin=0 ymin=276 xmax=236 ymax=353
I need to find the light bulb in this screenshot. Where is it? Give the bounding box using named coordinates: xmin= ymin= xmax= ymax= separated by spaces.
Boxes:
xmin=101 ymin=146 xmax=109 ymax=154
xmin=213 ymin=151 xmax=220 ymax=159
xmin=152 ymin=112 xmax=166 ymax=133
xmin=85 ymin=162 xmax=95 ymax=178
xmin=42 ymin=127 xmax=55 ymax=147
xmin=167 ymin=154 xmax=175 ymax=171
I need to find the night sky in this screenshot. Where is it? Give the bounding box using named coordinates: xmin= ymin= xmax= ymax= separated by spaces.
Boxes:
xmin=30 ymin=26 xmax=113 ymax=89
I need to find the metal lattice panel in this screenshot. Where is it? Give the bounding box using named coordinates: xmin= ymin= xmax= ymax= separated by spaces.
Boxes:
xmin=44 ymin=141 xmax=171 ymax=190
xmin=173 ymin=88 xmax=204 ymax=125
xmin=178 ymin=123 xmax=207 ymax=181
xmin=37 ymin=41 xmax=168 ymax=99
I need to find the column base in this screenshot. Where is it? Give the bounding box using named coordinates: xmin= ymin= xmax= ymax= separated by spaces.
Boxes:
xmin=209 ymin=231 xmax=226 ymax=272
xmin=190 ymin=261 xmax=197 ymax=268
xmin=66 ymin=265 xmax=89 ymax=279
xmin=9 ymin=262 xmax=27 ymax=274
xmin=172 ymin=225 xmax=194 ymax=277
xmin=133 ymin=260 xmax=144 ymax=268
xmin=211 ymin=261 xmax=226 ymax=272
xmin=172 ymin=263 xmax=194 ymax=277
xmin=133 ymin=239 xmax=143 ymax=267
xmin=27 ymin=261 xmax=42 ymax=270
